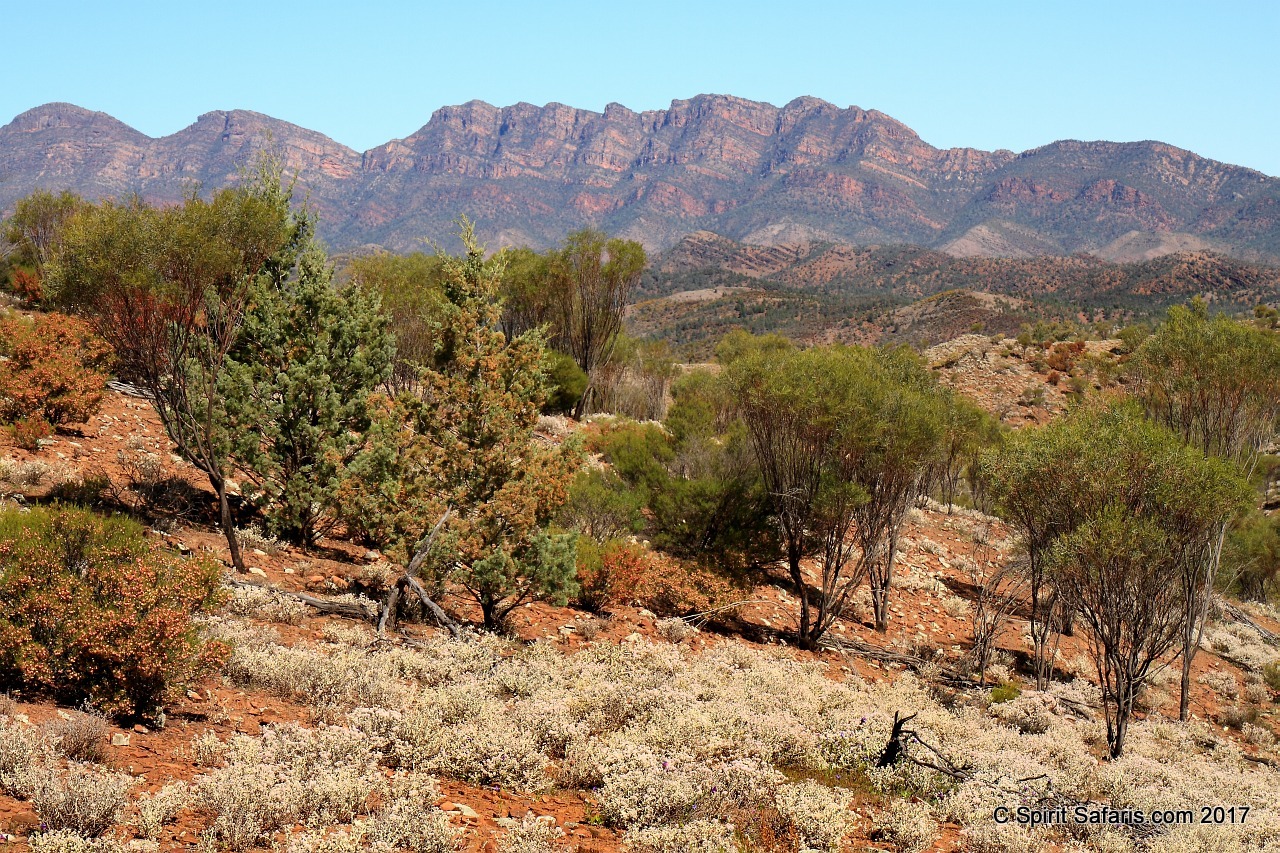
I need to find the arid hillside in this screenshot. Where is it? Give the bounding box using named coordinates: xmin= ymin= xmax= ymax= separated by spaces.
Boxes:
xmin=2 ymin=323 xmax=1279 ymax=853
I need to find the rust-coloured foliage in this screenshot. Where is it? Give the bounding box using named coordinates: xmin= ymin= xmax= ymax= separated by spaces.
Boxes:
xmin=0 ymin=506 xmax=226 ymax=718
xmin=9 ymin=268 xmax=42 ymax=303
xmin=577 ymin=538 xmax=737 ymax=617
xmin=1045 ymin=340 xmax=1085 ymax=373
xmin=0 ymin=311 xmax=113 ymax=432
xmin=11 ymin=415 xmax=53 ymax=451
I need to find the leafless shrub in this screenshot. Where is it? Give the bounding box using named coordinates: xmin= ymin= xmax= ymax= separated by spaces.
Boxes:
xmin=1198 ymin=670 xmax=1240 ymax=700
xmin=535 ymin=414 xmax=571 ymax=439
xmin=656 ymin=618 xmax=696 ymax=644
xmin=575 ymin=616 xmax=609 ymax=641
xmin=626 ymin=818 xmax=737 ymax=852
xmin=365 ymin=772 xmax=460 ymax=852
xmin=116 ymin=439 xmax=201 ymax=518
xmin=195 ymin=723 xmax=383 ymax=851
xmin=965 ymin=524 xmax=1027 ymax=686
xmin=284 ymin=828 xmax=367 ymax=853
xmin=774 ymin=780 xmax=853 ymax=851
xmin=189 ymin=731 xmax=228 ymax=767
xmin=871 ymin=799 xmax=936 ymax=853
xmin=1133 ymin=683 xmax=1171 ymax=715
xmin=0 ymin=456 xmax=50 ymax=487
xmin=235 ymin=523 xmax=281 ymax=555
xmin=0 ymin=715 xmax=45 ymax=795
xmin=223 ymin=583 xmax=309 ymax=625
xmin=1219 ymin=703 xmax=1260 ymax=731
xmin=47 ymin=711 xmax=110 ymax=763
xmin=941 ymin=594 xmax=970 ymax=618
xmin=989 ymin=694 xmax=1053 ymax=735
xmin=1244 ymin=722 xmax=1277 ymax=748
xmin=1245 ymin=680 xmax=1271 ymax=705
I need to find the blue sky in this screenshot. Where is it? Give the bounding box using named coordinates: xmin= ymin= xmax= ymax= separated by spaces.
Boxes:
xmin=6 ymin=0 xmax=1278 ymax=175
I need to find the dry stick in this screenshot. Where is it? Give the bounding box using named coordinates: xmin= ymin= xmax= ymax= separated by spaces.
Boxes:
xmin=378 ymin=509 xmax=461 ymax=639
xmin=1216 ymin=597 xmax=1280 ymax=645
xmin=876 ymin=709 xmax=986 ymax=780
xmin=376 ymin=581 xmax=401 ymax=635
xmin=402 ymin=574 xmax=461 ymax=639
xmin=876 ymin=711 xmax=920 ymax=768
xmin=677 ymin=598 xmax=772 ymax=629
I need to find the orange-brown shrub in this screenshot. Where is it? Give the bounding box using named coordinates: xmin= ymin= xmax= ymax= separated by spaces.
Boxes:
xmin=0 ymin=312 xmax=113 ymax=430
xmin=1045 ymin=340 xmax=1085 ymax=373
xmin=0 ymin=505 xmax=226 ymax=718
xmin=9 ymin=269 xmax=42 ymax=303
xmin=576 ymin=537 xmax=738 ymax=616
xmin=12 ymin=415 xmax=53 ymax=450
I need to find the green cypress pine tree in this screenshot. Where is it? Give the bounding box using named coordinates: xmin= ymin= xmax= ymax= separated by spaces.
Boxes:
xmin=224 ymin=234 xmax=394 ymax=545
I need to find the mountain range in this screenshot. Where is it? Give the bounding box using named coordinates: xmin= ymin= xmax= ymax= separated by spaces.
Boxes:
xmin=1 ymin=95 xmax=1278 ymax=260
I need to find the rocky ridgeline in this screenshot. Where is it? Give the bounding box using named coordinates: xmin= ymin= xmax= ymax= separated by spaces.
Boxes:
xmin=2 ymin=96 xmax=1278 ymax=257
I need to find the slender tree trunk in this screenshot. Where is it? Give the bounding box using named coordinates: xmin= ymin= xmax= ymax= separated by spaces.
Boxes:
xmin=481 ymin=597 xmax=500 ymax=634
xmin=871 ymin=535 xmax=899 ymax=632
xmin=790 ymin=548 xmax=811 ymax=646
xmin=377 ymin=579 xmax=403 ymax=637
xmin=215 ymin=478 xmax=247 ymax=573
xmin=572 ymin=375 xmax=595 ymax=421
xmin=871 ymin=585 xmax=889 ymax=632
xmin=1028 ymin=554 xmax=1059 ymax=690
xmin=1180 ymin=524 xmax=1228 ymax=721
xmin=1109 ymin=681 xmax=1134 ymax=759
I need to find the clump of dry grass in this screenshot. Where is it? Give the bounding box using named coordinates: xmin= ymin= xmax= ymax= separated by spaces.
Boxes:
xmin=575 ymin=615 xmax=610 ymax=641
xmin=655 ymin=617 xmax=697 ymax=644
xmin=235 ymin=524 xmax=282 ymax=556
xmin=194 ymin=723 xmax=385 ymax=851
xmin=28 ymin=830 xmax=126 ymax=853
xmin=0 ymin=456 xmax=50 ymax=487
xmin=871 ymin=799 xmax=936 ymax=853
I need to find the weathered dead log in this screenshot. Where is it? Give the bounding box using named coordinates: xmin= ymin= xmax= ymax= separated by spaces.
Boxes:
xmin=1216 ymin=597 xmax=1280 ymax=645
xmin=403 ymin=574 xmax=462 ymax=638
xmin=823 ymin=635 xmax=973 ymax=687
xmin=376 ymin=509 xmax=462 ymax=639
xmin=377 ymin=579 xmax=402 ymax=635
xmin=1243 ymin=753 xmax=1278 ymax=768
xmin=876 ymin=710 xmax=919 ymax=768
xmin=875 ymin=710 xmax=972 ymax=780
xmin=225 ymin=578 xmax=378 ymax=620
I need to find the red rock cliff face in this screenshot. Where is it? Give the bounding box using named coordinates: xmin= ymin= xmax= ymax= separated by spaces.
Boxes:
xmin=1 ymin=97 xmax=1276 ymax=259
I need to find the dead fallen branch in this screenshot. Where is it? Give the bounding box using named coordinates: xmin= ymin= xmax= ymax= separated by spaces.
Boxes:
xmin=377 ymin=510 xmax=462 ymax=639
xmin=225 ymin=578 xmax=377 ymax=620
xmin=1216 ymin=597 xmax=1280 ymax=645
xmin=875 ymin=710 xmax=971 ymax=780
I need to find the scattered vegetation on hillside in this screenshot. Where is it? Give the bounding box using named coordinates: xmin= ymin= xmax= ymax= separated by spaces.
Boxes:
xmin=2 ymin=170 xmax=1280 ymax=852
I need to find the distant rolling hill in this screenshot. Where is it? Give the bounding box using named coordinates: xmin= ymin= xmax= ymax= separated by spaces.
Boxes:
xmin=1 ymin=96 xmax=1277 ymax=260
xmin=629 ymin=232 xmax=1280 ymax=356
